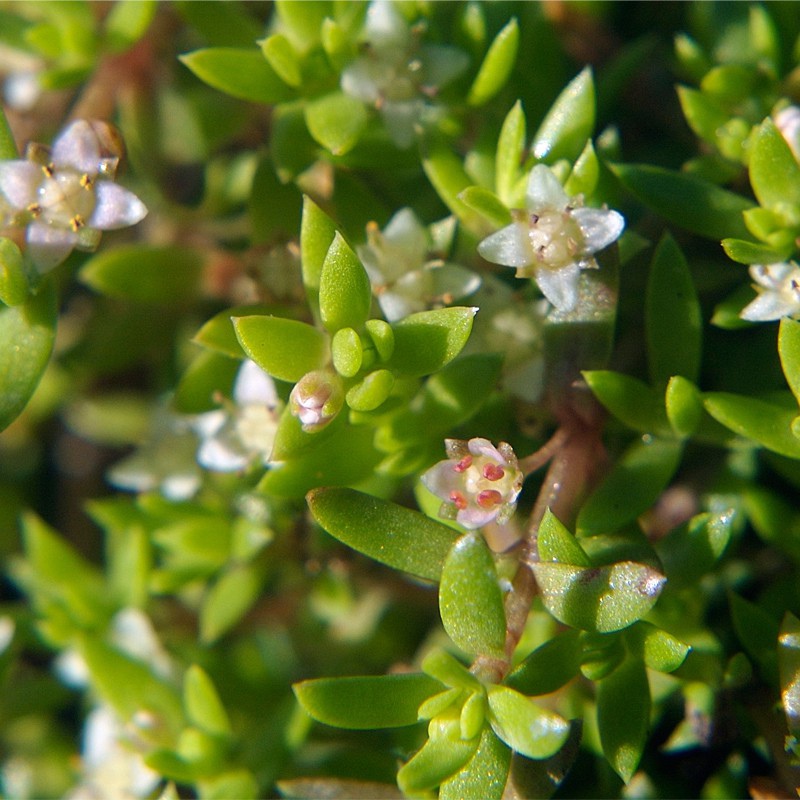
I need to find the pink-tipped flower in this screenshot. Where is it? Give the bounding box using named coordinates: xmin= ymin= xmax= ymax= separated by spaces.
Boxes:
xmin=422 ymin=438 xmax=523 ymax=530
xmin=289 ymin=370 xmax=344 ymax=433
xmin=0 ymin=119 xmax=147 ymax=273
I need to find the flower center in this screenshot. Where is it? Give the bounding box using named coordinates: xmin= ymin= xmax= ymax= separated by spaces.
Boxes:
xmin=36 ymin=167 xmax=96 ymax=231
xmin=527 ymin=210 xmax=584 ymax=271
xmin=235 ymin=405 xmax=278 ymax=459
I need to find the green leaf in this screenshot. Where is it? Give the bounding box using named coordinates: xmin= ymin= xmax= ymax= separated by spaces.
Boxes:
xmin=345 ymin=369 xmax=394 ymax=411
xmin=300 ymin=195 xmax=337 ymax=304
xmin=274 ymin=0 xmax=331 ymax=52
xmin=576 ymin=438 xmax=683 ymax=536
xmin=200 ymin=563 xmax=265 ymax=644
xmin=439 ymin=533 xmax=506 ymax=658
xmin=331 ymin=327 xmax=363 ymax=378
xmin=611 ymin=163 xmax=752 ymax=240
xmin=597 ymin=657 xmax=650 ymax=782
xmin=505 ymin=629 xmax=583 ymax=696
xmin=665 ymin=375 xmax=703 ymax=438
xmin=779 ymin=612 xmax=800 ymax=736
xmin=703 ymin=392 xmax=800 ymax=457
xmin=104 ymin=0 xmax=156 ymax=52
xmin=233 ymin=315 xmax=328 ymax=382
xmin=583 ymin=370 xmax=669 ymax=435
xmin=422 ymin=139 xmax=484 ymax=233
xmin=676 ymin=85 xmax=729 ymax=146
xmin=184 ymin=665 xmax=232 ymax=737
xmin=319 ymin=232 xmax=371 ymax=333
xmin=440 ymin=728 xmax=511 ymax=800
xmin=397 ymin=712 xmax=481 ymax=794
xmin=198 ymin=771 xmax=259 ymax=800
xmin=564 ymin=139 xmax=600 ymax=198
xmin=0 ymin=281 xmax=56 ymax=431
xmin=531 ymin=67 xmax=595 ymax=164
xmin=179 ymin=48 xmax=293 ymax=104
xmin=174 ymin=350 xmax=240 ymax=413
xmin=421 ymin=648 xmax=482 ymax=693
xmin=458 ymin=186 xmax=512 ymax=228
xmin=0 ymin=237 xmax=27 ymax=307
xmin=174 ymin=1 xmax=263 ymax=47
xmin=0 ymin=105 xmax=17 ymax=159
xmin=192 ymin=305 xmax=274 ymax=359
xmin=496 ymin=101 xmax=526 ymax=205
xmin=487 ymin=686 xmax=569 ymax=760
xmin=729 ymin=593 xmax=779 ymax=681
xmin=260 ymin=33 xmax=301 ymax=87
xmin=530 ymin=560 xmax=666 ymax=633
xmin=537 ymin=509 xmax=591 ymax=566
xmin=749 ymin=118 xmax=800 ymax=210
xmin=294 ymin=673 xmax=441 ymax=729
xmin=389 ymin=307 xmax=476 ymax=377
xmin=79 ymin=245 xmax=202 ymax=303
xmin=467 ymin=18 xmax=519 ymax=107
xmin=646 ymin=233 xmax=702 ymax=385
xmin=305 ymin=92 xmax=368 ymax=156
xmin=626 ymin=622 xmax=690 ymax=673
xmin=721 ymin=237 xmax=789 ymax=265
xmin=307 ymin=488 xmax=459 ymax=581
xmin=779 ymin=318 xmax=800 ymax=405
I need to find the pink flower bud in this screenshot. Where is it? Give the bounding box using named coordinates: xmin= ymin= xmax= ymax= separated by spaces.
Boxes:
xmin=290 ymin=370 xmax=344 ymax=433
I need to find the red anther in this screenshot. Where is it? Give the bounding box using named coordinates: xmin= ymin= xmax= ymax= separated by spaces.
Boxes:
xmin=452 ymin=455 xmax=473 ymax=473
xmin=477 ymin=490 xmax=502 ymax=509
xmin=450 ymin=491 xmax=468 ymax=510
xmin=483 ymin=463 xmax=505 ymax=481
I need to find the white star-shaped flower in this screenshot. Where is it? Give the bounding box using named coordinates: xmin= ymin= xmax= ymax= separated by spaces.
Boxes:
xmin=195 ymin=359 xmax=281 ymax=472
xmin=477 ymin=164 xmax=625 ymax=312
xmin=0 ymin=119 xmax=147 ymax=273
xmin=740 ymin=262 xmax=800 ymax=321
xmin=357 ymin=208 xmax=480 ymax=321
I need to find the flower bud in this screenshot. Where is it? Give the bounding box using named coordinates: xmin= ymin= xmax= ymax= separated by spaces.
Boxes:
xmin=290 ymin=370 xmax=344 ymax=433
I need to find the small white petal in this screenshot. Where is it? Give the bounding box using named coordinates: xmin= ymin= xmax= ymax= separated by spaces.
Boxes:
xmin=526 ymin=164 xmax=569 ymax=211
xmin=381 ymin=99 xmax=424 ymax=149
xmin=162 ymin=473 xmax=202 ymax=501
xmin=740 ymin=291 xmax=800 ymax=321
xmin=341 ymin=60 xmax=384 ymax=103
xmin=52 ymin=120 xmax=101 ymax=174
xmin=27 ymin=221 xmax=77 ymax=272
xmin=193 ymin=410 xmax=227 ymax=438
xmin=457 ymin=507 xmax=500 ymax=530
xmin=364 ymin=0 xmax=409 ymax=49
xmin=197 ymin=435 xmax=249 ymax=472
xmin=233 ymin=359 xmax=279 ymax=407
xmin=477 ymin=223 xmax=531 ymax=268
xmin=535 ymin=262 xmax=581 ymax=311
xmin=572 ymin=207 xmax=625 ymax=253
xmin=467 ymin=437 xmax=504 ymax=462
xmin=378 ymin=290 xmax=421 ymax=322
xmin=383 ymin=208 xmax=428 ymax=261
xmin=419 ymin=44 xmax=469 ymax=89
xmin=749 ymin=262 xmax=796 ymax=289
xmin=89 ymin=182 xmax=147 ymax=229
xmin=0 ymin=160 xmax=40 ymax=208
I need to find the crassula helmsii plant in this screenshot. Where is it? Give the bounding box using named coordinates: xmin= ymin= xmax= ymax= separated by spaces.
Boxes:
xmin=1 ymin=2 xmax=800 ymax=799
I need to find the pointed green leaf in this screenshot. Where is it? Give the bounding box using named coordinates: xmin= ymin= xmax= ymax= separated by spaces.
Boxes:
xmin=439 ymin=533 xmax=506 ymax=658
xmin=626 ymin=622 xmax=690 ymax=673
xmin=192 ymin=304 xmax=272 ymax=358
xmin=345 ymin=369 xmax=394 ymax=411
xmin=198 ymin=770 xmax=259 ymax=800
xmin=305 ymin=92 xmax=368 ymax=156
xmin=440 ymin=728 xmax=511 ymax=800
xmin=260 ymin=33 xmax=301 ymax=87
xmin=294 ymin=673 xmax=442 ymax=730
xmin=729 ymin=593 xmax=779 ymax=681
xmin=564 ymin=139 xmax=600 ymax=197
xmin=397 ymin=712 xmax=481 ymax=794
xmin=749 ymin=118 xmax=800 ymax=210
xmin=487 ymin=686 xmax=569 ymax=760
xmin=721 ymin=237 xmax=789 ymax=265
xmin=665 ymin=375 xmax=703 ymax=438
xmin=103 ymin=0 xmax=156 ymax=52
xmin=531 ymin=67 xmax=595 ymax=164
xmin=0 ymin=105 xmax=17 ymax=159
xmin=174 ymin=350 xmax=240 ymax=413
xmin=301 ymin=195 xmax=337 ymax=305
xmin=0 ymin=280 xmax=56 ymax=431
xmin=597 ymin=657 xmax=650 ymax=782
xmin=703 ymin=392 xmax=800 ymax=457
xmin=233 ymin=315 xmax=328 ymax=382
xmin=583 ymin=370 xmax=669 ymax=435
xmin=319 ymin=232 xmax=371 ymax=333
xmin=0 ymin=237 xmax=28 ymax=306
xmin=496 ymin=101 xmax=526 ymax=205
xmin=779 ymin=318 xmax=800 ymax=405
xmin=676 ymin=85 xmax=729 ymax=146
xmin=611 ymin=163 xmax=752 ymax=240
xmin=530 ymin=561 xmax=666 ymax=633
xmin=179 ymin=48 xmax=293 ymax=104
xmin=200 ymin=563 xmax=265 ymax=644
xmin=505 ymin=629 xmax=583 ymax=696
xmin=274 ymin=0 xmax=331 ymax=52
xmin=389 ymin=307 xmax=477 ymax=377
xmin=422 ymin=140 xmax=484 ymax=233
xmin=307 ymin=488 xmax=459 ymax=581
xmin=467 ymin=17 xmax=519 ymax=106
xmin=184 ymin=665 xmax=231 ymax=737
xmin=646 ymin=233 xmax=702 ymax=384
xmin=332 ymin=327 xmax=363 ymax=377
xmin=576 ymin=438 xmax=683 ymax=536
xmin=538 ymin=509 xmax=591 ymax=566
xmin=458 ymin=186 xmax=511 ymax=228
xmin=779 ymin=612 xmax=800 ymax=736
xmin=421 ymin=648 xmax=482 ymax=693
xmin=418 ymin=688 xmax=462 ymax=721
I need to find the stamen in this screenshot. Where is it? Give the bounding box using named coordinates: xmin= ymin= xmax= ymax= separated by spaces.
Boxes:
xmin=483 ymin=463 xmax=505 ymax=481
xmin=453 ymin=455 xmax=473 ymax=473
xmin=477 ymin=490 xmax=502 ymax=508
xmin=42 ymin=164 xmax=55 ymax=178
xmin=70 ymin=215 xmax=85 ymax=231
xmin=450 ymin=491 xmax=468 ymax=510
xmin=530 ymin=213 xmax=539 ymax=224
xmin=80 ymin=174 xmax=94 ymax=190
xmin=27 ymin=203 xmax=42 ymax=218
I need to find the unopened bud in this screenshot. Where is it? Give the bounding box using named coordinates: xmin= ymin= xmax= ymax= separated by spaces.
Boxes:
xmin=290 ymin=370 xmax=344 ymax=433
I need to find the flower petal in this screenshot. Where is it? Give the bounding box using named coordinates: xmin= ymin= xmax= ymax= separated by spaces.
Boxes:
xmin=535 ymin=262 xmax=581 ymax=311
xmin=89 ymin=182 xmax=147 ymax=229
xmin=740 ymin=291 xmax=800 ymax=322
xmin=0 ymin=160 xmax=40 ymax=208
xmin=364 ymin=0 xmax=409 ymax=50
xmin=197 ymin=434 xmax=249 ymax=472
xmin=456 ymin=506 xmax=500 ymax=530
xmin=477 ymin=222 xmax=531 ymax=268
xmin=526 ymin=164 xmax=569 ymax=211
xmin=26 ymin=222 xmax=77 ymax=273
xmin=749 ymin=262 xmax=796 ymax=290
xmin=572 ymin=207 xmax=625 ymax=254
xmin=52 ymin=120 xmax=101 ymax=174
xmin=233 ymin=359 xmax=279 ymax=408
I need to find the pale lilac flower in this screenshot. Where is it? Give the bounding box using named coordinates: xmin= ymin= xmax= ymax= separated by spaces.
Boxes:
xmin=0 ymin=119 xmax=147 ymax=273
xmin=341 ymin=0 xmax=469 ymax=148
xmin=357 ymin=208 xmax=480 ymax=321
xmin=196 ymin=359 xmax=281 ymax=471
xmin=774 ymin=105 xmax=800 ymax=163
xmin=422 ymin=438 xmax=523 ymax=530
xmin=289 ymin=369 xmax=344 ymax=433
xmin=740 ymin=262 xmax=800 ymax=321
xmin=478 ymin=164 xmax=625 ymax=312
